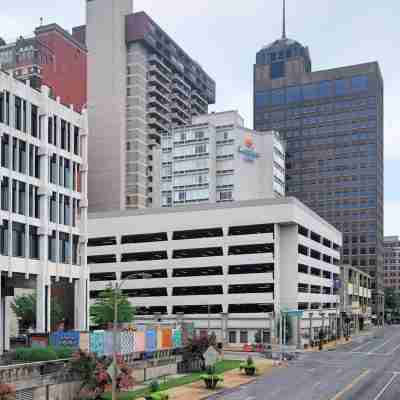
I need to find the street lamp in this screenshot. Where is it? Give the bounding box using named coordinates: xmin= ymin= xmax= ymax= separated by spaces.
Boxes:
xmin=111 ymin=272 xmax=151 ymax=400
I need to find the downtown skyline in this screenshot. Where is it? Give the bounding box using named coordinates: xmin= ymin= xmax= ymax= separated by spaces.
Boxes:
xmin=2 ymin=0 xmax=398 ymax=235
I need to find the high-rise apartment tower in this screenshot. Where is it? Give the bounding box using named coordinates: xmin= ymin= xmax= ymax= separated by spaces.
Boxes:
xmin=80 ymin=0 xmax=215 ymax=212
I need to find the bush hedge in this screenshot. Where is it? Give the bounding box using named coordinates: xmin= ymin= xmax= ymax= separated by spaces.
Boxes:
xmin=15 ymin=346 xmax=73 ymax=362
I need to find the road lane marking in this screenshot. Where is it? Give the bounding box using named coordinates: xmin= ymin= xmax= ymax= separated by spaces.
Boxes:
xmin=367 ymin=335 xmax=400 ymax=354
xmin=329 ymin=369 xmax=370 ymax=400
xmin=373 ymin=373 xmax=398 ymax=400
xmin=382 ymin=341 xmax=400 ymax=356
xmin=351 ymin=340 xmax=373 ymax=352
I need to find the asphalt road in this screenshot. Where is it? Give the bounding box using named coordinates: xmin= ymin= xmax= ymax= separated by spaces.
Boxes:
xmin=209 ymin=325 xmax=400 ymax=400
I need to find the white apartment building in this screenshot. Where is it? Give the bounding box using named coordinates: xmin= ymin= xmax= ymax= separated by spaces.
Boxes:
xmin=0 ymin=71 xmax=88 ymax=353
xmin=88 ymin=198 xmax=341 ymax=346
xmin=85 ymin=0 xmax=215 ymax=211
xmin=160 ymin=111 xmax=285 ymax=207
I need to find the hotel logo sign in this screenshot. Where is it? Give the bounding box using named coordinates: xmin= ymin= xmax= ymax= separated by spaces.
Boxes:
xmin=238 ymin=135 xmax=259 ymax=162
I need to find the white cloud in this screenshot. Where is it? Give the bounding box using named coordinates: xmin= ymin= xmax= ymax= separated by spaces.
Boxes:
xmin=385 ymin=200 xmax=400 ymax=236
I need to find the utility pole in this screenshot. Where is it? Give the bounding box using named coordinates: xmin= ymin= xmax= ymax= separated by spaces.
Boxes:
xmin=111 ymin=272 xmax=151 ymax=400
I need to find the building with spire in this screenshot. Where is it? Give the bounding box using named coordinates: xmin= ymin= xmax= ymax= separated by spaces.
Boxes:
xmin=254 ymin=1 xmax=384 ymax=314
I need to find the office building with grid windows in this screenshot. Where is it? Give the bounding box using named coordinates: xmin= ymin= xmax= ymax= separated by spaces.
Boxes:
xmin=384 ymin=236 xmax=400 ymax=290
xmin=254 ymin=30 xmax=384 ymax=313
xmin=0 ymin=71 xmax=88 ymax=354
xmin=160 ymin=111 xmax=285 ymax=207
xmin=88 ymin=198 xmax=341 ymax=346
xmin=79 ymin=0 xmax=215 ymax=212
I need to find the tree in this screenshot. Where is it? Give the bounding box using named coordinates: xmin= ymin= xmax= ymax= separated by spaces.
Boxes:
xmin=10 ymin=292 xmax=64 ymax=330
xmin=384 ymin=288 xmax=400 ymax=318
xmin=90 ymin=287 xmax=135 ymax=326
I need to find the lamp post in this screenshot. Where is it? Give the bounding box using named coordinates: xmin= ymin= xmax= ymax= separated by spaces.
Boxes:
xmin=112 ymin=272 xmax=151 ymax=400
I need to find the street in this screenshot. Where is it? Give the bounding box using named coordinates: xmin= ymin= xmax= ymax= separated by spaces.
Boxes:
xmin=210 ymin=325 xmax=400 ymax=400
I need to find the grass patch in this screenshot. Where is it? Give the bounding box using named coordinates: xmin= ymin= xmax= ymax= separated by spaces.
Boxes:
xmin=101 ymin=360 xmax=241 ymax=400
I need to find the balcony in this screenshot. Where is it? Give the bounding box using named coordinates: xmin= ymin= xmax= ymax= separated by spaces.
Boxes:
xmin=148 ymin=129 xmax=161 ymax=142
xmin=148 ymin=75 xmax=171 ymax=94
xmin=173 ymin=73 xmax=191 ymax=90
xmin=149 ymin=54 xmax=171 ymax=74
xmin=148 ymin=117 xmax=169 ymax=133
xmin=148 ymin=107 xmax=170 ymax=124
xmin=192 ymin=90 xmax=208 ymax=106
xmin=172 ymin=83 xmax=190 ymax=99
xmin=149 ymin=64 xmax=171 ymax=84
xmin=171 ymin=112 xmax=188 ymax=126
xmin=148 ymin=96 xmax=170 ymax=114
xmin=148 ymin=85 xmax=170 ymax=103
xmin=171 ymin=101 xmax=190 ymax=118
xmin=191 ymin=97 xmax=208 ymax=114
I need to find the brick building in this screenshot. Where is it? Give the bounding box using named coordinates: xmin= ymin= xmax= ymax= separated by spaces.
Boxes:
xmin=0 ymin=24 xmax=87 ymax=112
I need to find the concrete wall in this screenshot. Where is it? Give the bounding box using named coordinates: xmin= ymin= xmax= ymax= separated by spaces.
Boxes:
xmin=87 ymin=0 xmax=132 ymax=211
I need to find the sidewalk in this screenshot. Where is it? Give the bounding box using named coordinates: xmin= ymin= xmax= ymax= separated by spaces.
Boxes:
xmin=137 ymin=359 xmax=274 ymax=400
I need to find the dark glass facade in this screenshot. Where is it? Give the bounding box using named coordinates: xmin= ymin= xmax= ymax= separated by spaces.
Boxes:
xmin=254 ymin=40 xmax=384 ymax=303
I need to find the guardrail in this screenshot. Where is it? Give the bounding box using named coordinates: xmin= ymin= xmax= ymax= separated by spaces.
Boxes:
xmin=0 ymin=359 xmax=73 ymax=391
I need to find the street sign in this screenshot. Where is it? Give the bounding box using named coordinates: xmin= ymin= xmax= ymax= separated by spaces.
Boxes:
xmin=204 ymin=346 xmax=219 ymax=367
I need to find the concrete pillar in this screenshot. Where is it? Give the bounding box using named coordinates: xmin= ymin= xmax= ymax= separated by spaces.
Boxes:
xmin=220 ymin=312 xmax=228 ymax=345
xmin=36 ymin=275 xmax=51 ymax=332
xmin=3 ymin=296 xmax=11 ymax=351
xmin=309 ymin=313 xmax=313 ymax=346
xmin=0 ymin=273 xmax=3 ymax=355
xmin=74 ymin=278 xmax=88 ymax=330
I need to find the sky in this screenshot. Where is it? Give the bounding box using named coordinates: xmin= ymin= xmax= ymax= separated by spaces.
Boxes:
xmin=2 ymin=0 xmax=399 ymax=235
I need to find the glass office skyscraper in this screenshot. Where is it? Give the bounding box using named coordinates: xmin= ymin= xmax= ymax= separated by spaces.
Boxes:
xmin=254 ymin=27 xmax=384 ymax=311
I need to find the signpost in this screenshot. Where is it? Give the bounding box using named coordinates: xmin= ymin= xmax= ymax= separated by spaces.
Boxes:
xmin=204 ymin=346 xmax=219 ymax=367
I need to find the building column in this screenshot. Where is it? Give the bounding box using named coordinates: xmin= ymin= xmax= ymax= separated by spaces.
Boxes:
xmin=3 ymin=296 xmax=11 ymax=351
xmin=220 ymin=312 xmax=228 ymax=345
xmin=36 ymin=275 xmax=51 ymax=332
xmin=0 ymin=273 xmax=3 ymax=355
xmin=74 ymin=278 xmax=88 ymax=331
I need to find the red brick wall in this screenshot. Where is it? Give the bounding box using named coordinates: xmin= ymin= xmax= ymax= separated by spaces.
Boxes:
xmin=36 ymin=30 xmax=87 ymax=112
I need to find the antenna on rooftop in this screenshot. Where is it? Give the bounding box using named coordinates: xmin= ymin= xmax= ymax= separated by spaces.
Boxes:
xmin=40 ymin=17 xmax=43 ymax=26
xmin=282 ymin=0 xmax=286 ymax=39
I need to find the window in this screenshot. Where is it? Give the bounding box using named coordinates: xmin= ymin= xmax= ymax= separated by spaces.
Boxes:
xmin=87 ymin=254 xmax=117 ymax=264
xmin=319 ymin=81 xmax=332 ymax=97
xmin=271 ymin=89 xmax=285 ymax=105
xmin=0 ymin=221 xmax=9 ymax=255
xmin=12 ymin=180 xmax=17 ymax=213
xmin=1 ymin=134 xmax=9 ymax=168
xmin=351 ymin=76 xmax=368 ymax=92
xmin=15 ymin=96 xmax=22 ymax=130
xmin=298 ymin=225 xmax=309 ymax=237
xmin=255 ymin=91 xmax=270 ymax=108
xmin=12 ymin=138 xmax=17 ymax=171
xmin=270 ymin=61 xmax=285 ymax=79
xmin=335 ymin=79 xmax=349 ymax=96
xmin=50 ymin=192 xmax=57 ymax=223
xmin=302 ymin=84 xmax=319 ymax=100
xmin=18 ymin=182 xmax=26 ymax=215
xmin=29 ymin=226 xmax=39 ymax=259
xmin=88 ymin=236 xmax=117 ymax=247
xmin=298 ymin=244 xmax=308 ymax=256
xmin=48 ymin=231 xmax=57 ymax=262
xmin=12 ymin=222 xmax=25 ymax=257
xmin=219 ymin=191 xmax=232 ymax=201
xmin=240 ymin=331 xmax=248 ymax=344
xmin=298 ymin=264 xmax=308 ymax=274
xmin=19 ymin=141 xmax=26 ymax=173
xmin=31 ymin=104 xmax=38 ymax=137
xmin=59 ymin=232 xmax=70 ymax=264
xmin=286 ymin=86 xmax=301 ymax=103
xmin=1 ymin=177 xmax=9 ymax=211
xmin=74 ymin=126 xmax=80 ymax=155
xmin=229 ymin=331 xmax=237 ymax=344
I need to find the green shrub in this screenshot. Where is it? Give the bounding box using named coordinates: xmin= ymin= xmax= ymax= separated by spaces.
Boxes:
xmin=14 ymin=346 xmax=73 ymax=362
xmin=53 ymin=346 xmax=74 ymax=359
xmin=149 ymin=380 xmax=160 ymax=393
xmin=145 ymin=392 xmax=169 ymax=400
